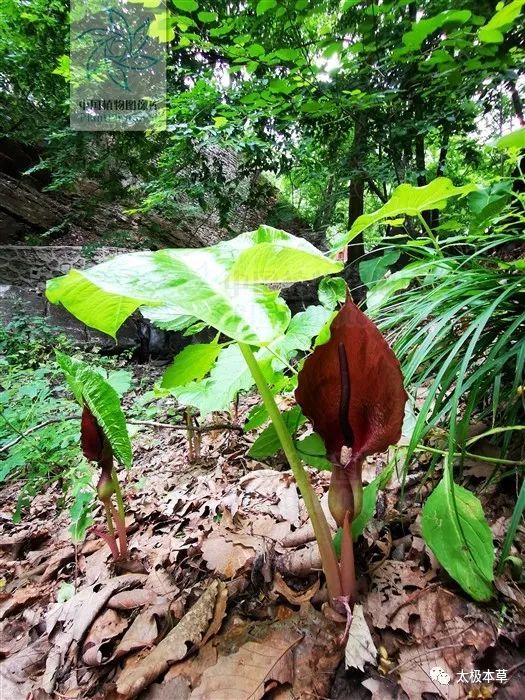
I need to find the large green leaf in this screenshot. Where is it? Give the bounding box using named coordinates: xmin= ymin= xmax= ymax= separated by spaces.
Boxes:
xmin=318 ymin=277 xmax=347 ymax=310
xmin=495 ymin=126 xmax=525 ymax=151
xmin=229 ymin=226 xmax=342 ymax=283
xmin=161 ymin=342 xmax=223 ymax=389
xmin=171 ymin=306 xmax=331 ymax=416
xmin=47 ymin=227 xmax=338 ymax=345
xmin=46 ymin=270 xmax=145 ymax=340
xmin=172 ymin=344 xmax=275 ymax=416
xmin=421 ymin=463 xmax=493 ymax=601
xmin=478 ymin=0 xmax=524 ymax=43
xmin=271 ymin=305 xmax=332 ymax=364
xmin=296 ymin=432 xmax=332 ymax=470
xmin=48 ymin=228 xmax=312 ymax=345
xmin=248 ymin=407 xmax=306 ymax=458
xmin=366 ymin=260 xmax=448 ymax=311
xmin=55 ymin=352 xmax=132 ymax=468
xmin=359 ymin=251 xmax=401 ymax=288
xmin=345 ymin=178 xmax=477 ymax=242
xmin=401 ymin=10 xmax=472 ymax=51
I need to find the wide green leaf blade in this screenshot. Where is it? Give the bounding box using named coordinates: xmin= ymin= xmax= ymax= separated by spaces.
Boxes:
xmin=248 ymin=407 xmax=305 ymax=458
xmin=478 ymin=0 xmax=524 ymax=43
xmin=345 ymin=178 xmax=477 ymax=242
xmin=161 ymin=343 xmax=223 ymax=389
xmin=228 ymin=225 xmax=341 ymax=283
xmin=359 ymin=251 xmax=401 ymax=288
xmin=172 ymin=344 xmax=276 ymax=416
xmin=495 ymin=126 xmax=525 ymax=151
xmin=229 ymin=237 xmax=342 ymax=283
xmin=401 ymin=10 xmax=472 ymax=51
xmin=296 ymin=432 xmax=332 ymax=470
xmin=318 ymin=276 xmax=347 ymax=310
xmin=47 ymin=270 xmax=145 ymax=339
xmin=46 ymin=234 xmax=292 ymax=345
xmin=271 ymin=305 xmax=332 ymax=362
xmin=421 ymin=471 xmax=494 ymax=601
xmin=55 ymin=352 xmax=132 ymax=468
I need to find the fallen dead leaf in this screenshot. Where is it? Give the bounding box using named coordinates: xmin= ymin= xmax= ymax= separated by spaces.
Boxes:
xmin=43 ymin=574 xmax=146 ymax=693
xmin=141 ymin=676 xmax=192 ymax=699
xmin=41 ymin=546 xmax=75 ymax=582
xmin=271 ymin=572 xmax=320 ymax=606
xmin=0 ymin=585 xmax=47 ymax=621
xmin=239 ymin=470 xmax=300 ymax=526
xmin=285 ymin=605 xmax=344 ymax=699
xmin=200 ymin=581 xmax=228 ymax=646
xmin=276 ymin=541 xmax=322 ymax=578
xmin=0 ymin=530 xmax=49 ymax=560
xmin=363 ymin=560 xmax=427 ymax=631
xmin=190 ymin=625 xmax=302 ymax=699
xmin=362 ymin=675 xmax=406 ymax=699
xmin=201 ymin=529 xmax=258 ymax=579
xmin=114 ymin=603 xmax=169 ymax=659
xmin=396 ymin=644 xmax=464 ymax=700
xmin=116 ymin=580 xmax=220 ymax=699
xmin=107 ymin=589 xmax=157 ymax=610
xmin=345 ymin=604 xmax=378 ymax=672
xmin=82 ymin=608 xmax=129 ymax=666
xmin=163 ymin=605 xmax=343 ymax=699
xmin=0 ymin=633 xmax=50 ymax=697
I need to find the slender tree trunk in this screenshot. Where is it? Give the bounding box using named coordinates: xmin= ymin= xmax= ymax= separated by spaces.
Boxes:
xmin=314 ymin=174 xmax=336 ymax=230
xmin=431 ymin=126 xmax=450 ymax=229
xmin=414 ymin=98 xmax=426 ymax=187
xmin=509 ymin=81 xmax=524 ymax=125
xmin=347 ymin=114 xmax=368 ymax=263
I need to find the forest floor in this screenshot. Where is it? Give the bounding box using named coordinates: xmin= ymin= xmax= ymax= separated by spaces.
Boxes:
xmin=1 ymin=378 xmax=524 ymax=700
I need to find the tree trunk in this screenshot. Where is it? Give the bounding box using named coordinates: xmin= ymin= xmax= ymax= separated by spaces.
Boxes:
xmin=509 ymin=81 xmax=524 ymax=125
xmin=347 ymin=114 xmax=368 ymax=264
xmin=430 ymin=126 xmax=450 ymax=229
xmin=313 ymin=174 xmax=336 ymax=231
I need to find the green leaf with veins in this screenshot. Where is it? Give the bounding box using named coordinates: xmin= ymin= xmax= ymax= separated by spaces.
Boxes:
xmin=55 ymin=351 xmax=133 ymax=468
xmin=296 ymin=432 xmax=332 ymax=470
xmin=248 ymin=407 xmax=306 ymax=458
xmin=161 ymin=342 xmax=223 ymax=389
xmin=401 ymin=10 xmax=472 ymax=51
xmin=318 ymin=277 xmax=347 ymax=310
xmin=478 ymin=0 xmax=524 ymax=43
xmin=172 ymin=344 xmax=276 ymax=416
xmin=47 ymin=227 xmax=338 ymax=346
xmin=421 ymin=459 xmax=493 ymax=601
xmin=495 ymin=127 xmax=525 ymax=150
xmin=359 ymin=251 xmax=401 ymax=288
xmin=344 ymin=178 xmax=478 ymax=243
xmin=228 ymin=227 xmax=342 ymax=283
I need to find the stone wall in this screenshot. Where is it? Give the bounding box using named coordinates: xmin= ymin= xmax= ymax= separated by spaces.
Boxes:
xmin=0 ymin=246 xmax=144 ymax=352
xmin=0 ymin=245 xmax=127 ymax=290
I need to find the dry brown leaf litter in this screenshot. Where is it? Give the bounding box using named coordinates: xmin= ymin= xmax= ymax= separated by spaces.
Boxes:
xmin=0 ymin=396 xmax=524 ymax=699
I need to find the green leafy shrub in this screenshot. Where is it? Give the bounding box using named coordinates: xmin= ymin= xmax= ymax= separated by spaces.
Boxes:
xmin=0 ymin=316 xmax=132 ymax=539
xmin=362 ymin=176 xmax=525 ymax=591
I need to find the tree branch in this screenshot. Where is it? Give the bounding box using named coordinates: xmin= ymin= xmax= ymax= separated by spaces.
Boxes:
xmin=0 ymin=416 xmax=243 ymax=453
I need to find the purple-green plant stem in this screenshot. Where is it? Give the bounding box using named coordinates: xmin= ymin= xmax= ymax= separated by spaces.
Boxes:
xmin=110 ymin=502 xmax=128 ymax=558
xmin=238 ymin=342 xmax=342 ymax=602
xmin=111 ymin=467 xmax=126 ymax=524
xmin=103 ymin=501 xmax=115 ymax=537
xmin=340 ymin=512 xmax=357 ymax=602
